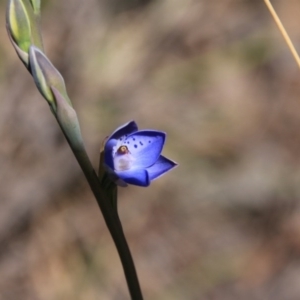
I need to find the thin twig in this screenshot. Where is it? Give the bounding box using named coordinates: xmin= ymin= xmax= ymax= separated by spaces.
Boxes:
xmin=264 ymin=0 xmax=300 ymax=70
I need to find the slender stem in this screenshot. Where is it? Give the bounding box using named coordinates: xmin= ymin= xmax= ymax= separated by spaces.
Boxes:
xmin=59 ymin=123 xmax=144 ymax=300
xmin=263 ymin=0 xmax=300 ymax=70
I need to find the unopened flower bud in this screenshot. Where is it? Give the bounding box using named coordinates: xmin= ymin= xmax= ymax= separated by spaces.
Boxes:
xmin=29 ymin=45 xmax=71 ymax=111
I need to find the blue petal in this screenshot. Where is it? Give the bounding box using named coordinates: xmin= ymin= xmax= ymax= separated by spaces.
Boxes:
xmin=116 ymin=169 xmax=150 ymax=187
xmin=146 ymin=155 xmax=177 ymax=181
xmin=104 ymin=121 xmax=138 ymax=170
xmin=109 ymin=121 xmax=138 ymax=140
xmin=123 ymin=130 xmax=166 ymax=168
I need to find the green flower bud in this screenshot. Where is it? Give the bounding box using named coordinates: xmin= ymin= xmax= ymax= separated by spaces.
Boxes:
xmin=7 ymin=0 xmax=31 ymax=63
xmin=6 ymin=0 xmax=43 ymax=66
xmin=29 ymin=46 xmax=71 ymax=111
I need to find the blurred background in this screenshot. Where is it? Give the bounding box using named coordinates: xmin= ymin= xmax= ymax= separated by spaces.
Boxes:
xmin=1 ymin=0 xmax=300 ymax=299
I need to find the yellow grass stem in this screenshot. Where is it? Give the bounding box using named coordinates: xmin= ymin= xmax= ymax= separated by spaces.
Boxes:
xmin=264 ymin=0 xmax=300 ymax=70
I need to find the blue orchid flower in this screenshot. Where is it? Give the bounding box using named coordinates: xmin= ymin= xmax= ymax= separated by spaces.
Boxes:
xmin=104 ymin=121 xmax=177 ymax=187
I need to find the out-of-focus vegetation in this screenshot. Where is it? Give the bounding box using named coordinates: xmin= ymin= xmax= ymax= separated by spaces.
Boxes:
xmin=1 ymin=0 xmax=300 ymax=299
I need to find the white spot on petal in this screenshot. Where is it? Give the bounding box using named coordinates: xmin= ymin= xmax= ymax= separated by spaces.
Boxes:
xmin=113 ymin=152 xmax=135 ymax=171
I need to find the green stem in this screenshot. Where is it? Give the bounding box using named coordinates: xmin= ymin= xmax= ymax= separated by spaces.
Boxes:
xmin=59 ymin=123 xmax=144 ymax=300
